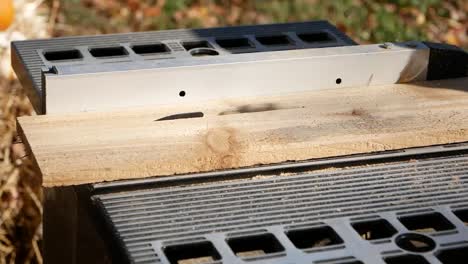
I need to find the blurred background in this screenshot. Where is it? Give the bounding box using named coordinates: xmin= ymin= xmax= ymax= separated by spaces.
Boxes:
xmin=48 ymin=0 xmax=468 ymax=47
xmin=0 ymin=0 xmax=467 ymax=263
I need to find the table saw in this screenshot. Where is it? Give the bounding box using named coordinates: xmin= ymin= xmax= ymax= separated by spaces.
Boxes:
xmin=11 ymin=21 xmax=468 ymax=264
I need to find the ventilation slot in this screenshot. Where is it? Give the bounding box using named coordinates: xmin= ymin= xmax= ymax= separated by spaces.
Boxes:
xmin=43 ymin=49 xmax=83 ymax=61
xmin=256 ymin=35 xmax=292 ymax=46
xmin=227 ymin=233 xmax=284 ymax=259
xmin=436 ymin=246 xmax=468 ymax=264
xmin=351 ymin=219 xmax=397 ymax=240
xmin=285 ymin=226 xmax=343 ymax=250
xmin=132 ymin=43 xmax=169 ymax=55
xmin=398 ymin=212 xmax=455 ymax=233
xmin=182 ymin=41 xmax=211 ymax=51
xmin=216 ymin=38 xmax=253 ymax=49
xmin=384 ymin=255 xmax=430 ymax=264
xmin=163 ymin=241 xmax=221 ymax=264
xmin=89 ymin=46 xmax=128 ymax=58
xmin=298 ymin=32 xmax=335 ymax=43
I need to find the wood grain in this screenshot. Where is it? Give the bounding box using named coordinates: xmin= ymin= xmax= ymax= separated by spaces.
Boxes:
xmin=17 ymin=78 xmax=468 ymax=187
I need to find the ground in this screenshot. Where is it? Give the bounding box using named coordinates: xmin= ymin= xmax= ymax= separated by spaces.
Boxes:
xmin=0 ymin=0 xmax=466 ymax=263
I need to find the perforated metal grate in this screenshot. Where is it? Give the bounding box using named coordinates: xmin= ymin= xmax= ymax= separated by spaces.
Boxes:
xmin=93 ymin=152 xmax=468 ymax=264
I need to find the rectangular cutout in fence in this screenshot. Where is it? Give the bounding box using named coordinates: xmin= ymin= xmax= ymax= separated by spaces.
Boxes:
xmin=453 ymin=209 xmax=468 ymax=226
xmin=319 ymin=258 xmax=363 ymax=264
xmin=131 ymin=43 xmax=169 ymax=55
xmin=351 ymin=219 xmax=397 ymax=240
xmin=256 ymin=35 xmax=293 ymax=46
xmin=227 ymin=233 xmax=284 ymax=258
xmin=163 ymin=241 xmax=221 ymax=264
xmin=398 ymin=212 xmax=455 ymax=233
xmin=298 ymin=32 xmax=335 ymax=43
xmin=436 ymin=246 xmax=468 ymax=264
xmin=43 ymin=49 xmax=83 ymax=61
xmin=216 ymin=38 xmax=253 ymax=49
xmin=285 ymin=226 xmax=343 ymax=249
xmin=181 ymin=40 xmax=212 ymax=51
xmin=384 ymin=255 xmax=430 ymax=264
xmin=89 ymin=46 xmax=128 ymax=58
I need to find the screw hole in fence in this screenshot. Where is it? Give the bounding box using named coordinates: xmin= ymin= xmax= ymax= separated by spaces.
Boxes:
xmin=190 ymin=48 xmax=219 ymax=57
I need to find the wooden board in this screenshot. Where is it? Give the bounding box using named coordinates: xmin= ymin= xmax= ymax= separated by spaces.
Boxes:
xmin=17 ymin=78 xmax=468 ymax=187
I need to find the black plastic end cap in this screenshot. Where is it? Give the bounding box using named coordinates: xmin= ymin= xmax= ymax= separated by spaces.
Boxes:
xmin=423 ymin=41 xmax=468 ymax=81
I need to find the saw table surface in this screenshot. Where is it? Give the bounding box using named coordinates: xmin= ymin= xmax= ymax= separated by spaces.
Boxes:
xmin=17 ymin=77 xmax=468 ymax=186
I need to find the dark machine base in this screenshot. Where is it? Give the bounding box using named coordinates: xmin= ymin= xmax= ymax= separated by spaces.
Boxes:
xmin=44 ymin=143 xmax=468 ymax=264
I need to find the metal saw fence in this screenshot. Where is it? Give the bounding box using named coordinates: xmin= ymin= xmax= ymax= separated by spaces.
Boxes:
xmin=11 ymin=21 xmax=355 ymax=114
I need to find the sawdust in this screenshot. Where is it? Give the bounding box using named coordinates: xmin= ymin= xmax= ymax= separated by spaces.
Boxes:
xmin=178 ymin=157 xmax=427 ymax=190
xmin=178 ymin=256 xmax=214 ymax=264
xmin=236 ymin=250 xmax=266 ymax=257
